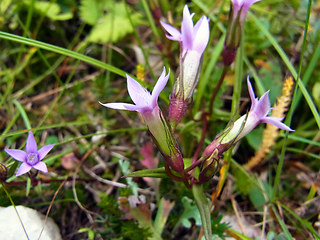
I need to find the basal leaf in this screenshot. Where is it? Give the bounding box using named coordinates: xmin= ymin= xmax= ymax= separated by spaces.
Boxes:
xmin=23 ymin=1 xmax=73 ymax=21
xmin=79 ymin=0 xmax=103 ymax=25
xmin=177 ymin=196 xmax=202 ymax=228
xmin=87 ymin=2 xmax=142 ymax=43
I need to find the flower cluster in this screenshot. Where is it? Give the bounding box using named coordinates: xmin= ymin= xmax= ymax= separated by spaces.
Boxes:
xmin=100 ymin=4 xmax=293 ymax=188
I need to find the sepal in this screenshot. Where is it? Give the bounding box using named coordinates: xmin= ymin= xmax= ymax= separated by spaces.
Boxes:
xmin=125 ymin=167 xmax=168 ymax=178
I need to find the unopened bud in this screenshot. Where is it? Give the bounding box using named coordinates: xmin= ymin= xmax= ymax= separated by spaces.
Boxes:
xmin=0 ymin=163 xmax=8 ymax=182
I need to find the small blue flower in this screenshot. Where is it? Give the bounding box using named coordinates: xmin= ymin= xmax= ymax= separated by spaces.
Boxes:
xmin=5 ymin=132 xmax=54 ymax=176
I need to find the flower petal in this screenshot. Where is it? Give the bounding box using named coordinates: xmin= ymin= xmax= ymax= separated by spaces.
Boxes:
xmin=16 ymin=163 xmax=32 ymax=176
xmin=255 ymin=90 xmax=270 ymax=118
xmin=127 ymin=74 xmax=151 ymax=106
xmin=247 ymin=78 xmax=258 ymax=110
xmin=38 ymin=144 xmax=55 ymax=160
xmin=100 ymin=102 xmax=139 ymax=111
xmin=181 ymin=5 xmax=194 ymax=51
xmin=4 ymin=149 xmax=26 ymax=162
xmin=192 ymin=16 xmax=210 ymax=54
xmin=243 ymin=0 xmax=261 ymax=10
xmin=151 ymin=67 xmax=170 ymax=108
xmin=26 ymin=131 xmax=37 ymax=153
xmin=33 ymin=162 xmax=48 ymax=173
xmin=239 ymin=0 xmax=261 ymax=22
xmin=160 ymin=21 xmax=181 ymax=41
xmin=261 ymin=117 xmax=294 ymax=131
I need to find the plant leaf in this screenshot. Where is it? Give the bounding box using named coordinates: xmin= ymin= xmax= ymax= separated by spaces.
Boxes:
xmin=87 ymin=2 xmax=142 ymax=43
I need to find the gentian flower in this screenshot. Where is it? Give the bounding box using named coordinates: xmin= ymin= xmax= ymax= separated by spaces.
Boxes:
xmin=100 ymin=68 xmax=184 ymax=172
xmin=161 ymin=5 xmax=209 ymax=57
xmin=100 ymin=67 xmax=169 ymax=115
xmin=5 ymin=132 xmax=55 ymax=176
xmin=202 ymin=78 xmax=293 ymax=159
xmin=161 ymin=5 xmax=210 ymax=126
xmin=223 ymin=0 xmax=262 ymax=65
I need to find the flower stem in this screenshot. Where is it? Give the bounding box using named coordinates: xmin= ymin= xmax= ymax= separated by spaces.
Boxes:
xmin=192 ymin=184 xmax=212 ymax=240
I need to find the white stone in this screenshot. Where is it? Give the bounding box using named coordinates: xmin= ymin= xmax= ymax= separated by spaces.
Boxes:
xmin=0 ymin=205 xmax=62 ymax=240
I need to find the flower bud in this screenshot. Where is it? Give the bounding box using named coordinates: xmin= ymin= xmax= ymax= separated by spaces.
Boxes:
xmin=0 ymin=163 xmax=8 ymax=182
xmin=223 ymin=0 xmax=262 ymax=65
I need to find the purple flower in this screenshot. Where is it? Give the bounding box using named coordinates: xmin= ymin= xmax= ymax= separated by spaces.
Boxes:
xmin=5 ymin=132 xmax=55 ymax=176
xmin=221 ymin=78 xmax=293 ymax=144
xmin=161 ymin=5 xmax=210 ymax=125
xmin=232 ymin=0 xmax=261 ymax=24
xmin=202 ymin=78 xmax=293 ymax=160
xmin=223 ymin=0 xmax=261 ymax=65
xmin=100 ymin=68 xmax=185 ymax=172
xmin=100 ymin=67 xmax=169 ymax=115
xmin=161 ymin=5 xmax=210 ymax=56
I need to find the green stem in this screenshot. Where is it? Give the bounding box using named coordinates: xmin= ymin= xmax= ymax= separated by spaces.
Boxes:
xmin=192 ymin=184 xmax=212 ymax=240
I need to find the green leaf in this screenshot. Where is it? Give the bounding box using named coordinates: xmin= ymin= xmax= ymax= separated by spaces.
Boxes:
xmin=23 ymin=0 xmax=73 ymax=21
xmin=177 ymin=196 xmax=202 ymax=228
xmin=78 ymin=228 xmax=95 ymax=240
xmin=118 ymin=159 xmax=139 ymax=196
xmin=87 ymin=2 xmax=142 ymax=43
xmin=246 ymin=127 xmax=263 ymax=151
xmin=125 ymin=167 xmax=168 ymax=178
xmin=45 ymin=135 xmax=59 ymax=145
xmin=79 ymin=0 xmax=106 ymax=25
xmin=0 ymin=0 xmax=12 ymax=14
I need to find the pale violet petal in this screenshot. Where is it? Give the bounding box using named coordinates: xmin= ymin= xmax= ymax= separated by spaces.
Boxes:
xmin=151 ymin=68 xmax=170 ymax=108
xmin=38 ymin=144 xmax=55 ymax=161
xmin=240 ymin=0 xmax=261 ymax=22
xmin=166 ymin=35 xmax=181 ymax=41
xmin=261 ymin=117 xmax=294 ymax=131
xmin=247 ymin=78 xmax=258 ymax=110
xmin=232 ymin=0 xmax=241 ymax=17
xmin=100 ymin=102 xmax=138 ymax=111
xmin=192 ymin=16 xmax=210 ymax=54
xmin=33 ymin=162 xmax=48 ymax=173
xmin=26 ymin=131 xmax=37 ymax=153
xmin=160 ymin=21 xmax=181 ymax=41
xmin=243 ymin=0 xmax=261 ymax=9
xmin=16 ymin=163 xmax=32 ymax=176
xmin=126 ymin=74 xmax=151 ymax=106
xmin=181 ymin=5 xmax=194 ymax=51
xmin=255 ymin=90 xmax=270 ymax=118
xmin=5 ymin=149 xmax=26 ymax=162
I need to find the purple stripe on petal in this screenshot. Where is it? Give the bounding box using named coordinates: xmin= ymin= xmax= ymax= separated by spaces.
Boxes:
xmin=16 ymin=163 xmax=32 ymax=176
xmin=26 ymin=131 xmax=38 ymax=153
xmin=4 ymin=149 xmax=26 ymax=162
xmin=33 ymin=162 xmax=48 ymax=173
xmin=38 ymin=144 xmax=55 ymax=160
